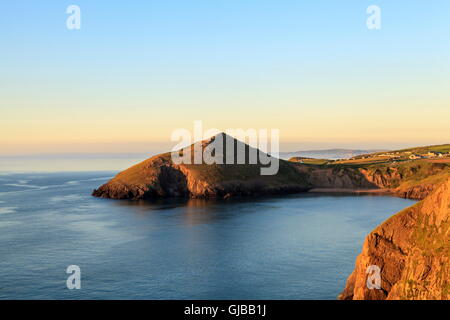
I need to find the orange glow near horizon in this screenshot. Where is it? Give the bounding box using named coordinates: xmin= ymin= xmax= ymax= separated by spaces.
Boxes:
xmin=1 ymin=2 xmax=449 ymax=155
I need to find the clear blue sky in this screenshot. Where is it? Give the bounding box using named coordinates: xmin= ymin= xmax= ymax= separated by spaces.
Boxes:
xmin=1 ymin=1 xmax=449 ymax=155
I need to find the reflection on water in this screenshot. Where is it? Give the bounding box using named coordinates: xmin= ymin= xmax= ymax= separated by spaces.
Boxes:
xmin=0 ymin=172 xmax=416 ymax=299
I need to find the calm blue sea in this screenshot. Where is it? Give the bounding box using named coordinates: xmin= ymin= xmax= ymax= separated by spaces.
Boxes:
xmin=0 ymin=171 xmax=415 ymax=299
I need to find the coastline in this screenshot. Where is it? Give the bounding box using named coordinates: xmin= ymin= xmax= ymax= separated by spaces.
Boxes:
xmin=308 ymin=188 xmax=392 ymax=195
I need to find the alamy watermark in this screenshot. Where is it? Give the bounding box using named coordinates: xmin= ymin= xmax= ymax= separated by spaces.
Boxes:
xmin=170 ymin=121 xmax=280 ymax=175
xmin=66 ymin=5 xmax=81 ymax=30
xmin=367 ymin=5 xmax=381 ymax=30
xmin=66 ymin=265 xmax=81 ymax=289
xmin=366 ymin=265 xmax=381 ymax=290
xmin=64 ymin=5 xmax=380 ymax=31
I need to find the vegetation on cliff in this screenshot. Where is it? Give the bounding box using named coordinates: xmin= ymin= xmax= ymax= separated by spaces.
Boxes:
xmin=299 ymin=160 xmax=449 ymax=199
xmin=93 ymin=137 xmax=449 ymax=201
xmin=340 ymin=178 xmax=449 ymax=300
xmin=93 ymin=134 xmax=311 ymax=200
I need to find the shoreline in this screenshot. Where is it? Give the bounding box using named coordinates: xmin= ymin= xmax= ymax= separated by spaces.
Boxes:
xmin=308 ymin=188 xmax=392 ymax=195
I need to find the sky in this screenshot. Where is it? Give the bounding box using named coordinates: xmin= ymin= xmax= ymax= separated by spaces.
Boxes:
xmin=1 ymin=0 xmax=450 ymax=156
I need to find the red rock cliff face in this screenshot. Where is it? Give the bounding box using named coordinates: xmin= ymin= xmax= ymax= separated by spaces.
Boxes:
xmin=296 ymin=166 xmax=377 ymax=189
xmin=296 ymin=162 xmax=449 ymax=200
xmin=340 ymin=178 xmax=450 ymax=300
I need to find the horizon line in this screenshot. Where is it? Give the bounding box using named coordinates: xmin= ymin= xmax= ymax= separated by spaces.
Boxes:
xmin=1 ymin=142 xmax=449 ymax=158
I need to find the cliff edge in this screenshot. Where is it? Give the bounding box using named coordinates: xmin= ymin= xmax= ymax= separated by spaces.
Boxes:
xmin=93 ymin=135 xmax=448 ymax=201
xmin=93 ymin=133 xmax=311 ymax=199
xmin=340 ymin=178 xmax=450 ymax=300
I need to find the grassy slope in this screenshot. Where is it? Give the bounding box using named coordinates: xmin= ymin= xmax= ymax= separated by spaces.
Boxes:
xmin=353 ymin=143 xmax=450 ymax=159
xmin=98 ymin=135 xmax=312 ymax=198
xmin=294 ymin=159 xmax=449 ymax=192
xmin=398 ymin=144 xmax=450 ymax=154
xmin=288 ymin=157 xmax=330 ymax=165
xmin=360 ymin=160 xmax=449 ymax=188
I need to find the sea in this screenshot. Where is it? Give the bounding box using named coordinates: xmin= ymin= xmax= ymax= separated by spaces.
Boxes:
xmin=0 ymin=171 xmax=416 ymax=299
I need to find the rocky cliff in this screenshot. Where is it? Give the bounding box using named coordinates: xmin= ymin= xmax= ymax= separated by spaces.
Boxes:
xmin=299 ymin=161 xmax=449 ymax=200
xmin=93 ymin=135 xmax=449 ymax=201
xmin=340 ymin=178 xmax=450 ymax=300
xmin=93 ymin=133 xmax=311 ymax=200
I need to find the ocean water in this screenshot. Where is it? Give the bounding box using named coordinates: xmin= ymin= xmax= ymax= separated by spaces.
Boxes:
xmin=0 ymin=171 xmax=416 ymax=300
